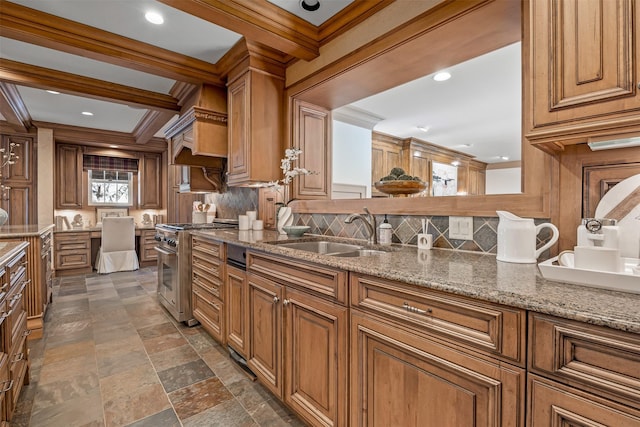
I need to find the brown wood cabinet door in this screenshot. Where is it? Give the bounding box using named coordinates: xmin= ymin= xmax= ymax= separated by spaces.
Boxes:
xmin=1 ymin=135 xmax=35 ymax=224
xmin=138 ymin=152 xmax=162 ymax=209
xmin=55 ymin=144 xmax=83 ymax=209
xmin=227 ymin=72 xmax=250 ymax=184
xmin=258 ymin=187 xmax=283 ymax=230
xmin=283 ymin=287 xmax=348 ymax=427
xmin=247 ymin=273 xmax=283 ymax=399
xmin=351 ymin=310 xmax=525 ymax=427
xmin=292 ymin=99 xmax=331 ymax=200
xmin=226 ymin=264 xmax=248 ymax=358
xmin=528 ymin=0 xmax=640 ymax=144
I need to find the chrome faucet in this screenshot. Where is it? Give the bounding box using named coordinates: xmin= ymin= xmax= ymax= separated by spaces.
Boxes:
xmin=344 ymin=207 xmax=377 ymax=245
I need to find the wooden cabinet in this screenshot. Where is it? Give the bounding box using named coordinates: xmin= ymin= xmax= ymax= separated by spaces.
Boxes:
xmin=526 ymin=0 xmax=640 ymax=151
xmin=0 ymin=245 xmax=30 ymax=423
xmin=258 ymin=187 xmax=283 ymax=230
xmin=350 ymin=310 xmax=525 ymax=427
xmin=247 ymin=251 xmax=348 ymax=427
xmin=54 ymin=231 xmax=91 ymax=274
xmin=226 ymin=264 xmax=248 ymax=358
xmin=372 ymin=134 xmax=403 ymax=197
xmin=227 ymin=70 xmax=284 ymax=186
xmin=55 ymin=144 xmax=83 ymax=209
xmin=0 ymin=227 xmax=54 ymax=340
xmin=292 ymin=99 xmax=331 ymax=200
xmin=467 ymin=160 xmax=486 ymax=195
xmin=528 ymin=313 xmax=640 ymax=414
xmin=191 ymin=235 xmax=225 ymax=344
xmin=138 ymin=229 xmax=158 ymax=266
xmin=138 ymin=152 xmax=163 ymax=208
xmin=351 ymin=273 xmax=526 ymax=365
xmin=1 ymin=134 xmax=35 ymax=225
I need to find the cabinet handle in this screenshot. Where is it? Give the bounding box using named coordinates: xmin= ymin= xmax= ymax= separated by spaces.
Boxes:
xmin=403 ymin=302 xmax=432 ymax=315
xmin=283 ymin=298 xmax=290 ymax=306
xmin=23 ymin=329 xmax=32 ymax=337
xmin=273 ymin=296 xmax=280 ymax=304
xmin=2 ymin=308 xmax=14 ymax=319
xmin=12 ymin=352 xmax=24 ymax=363
xmin=0 ymin=380 xmax=13 ymax=393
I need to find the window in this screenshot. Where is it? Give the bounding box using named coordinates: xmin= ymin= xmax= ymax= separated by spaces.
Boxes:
xmin=88 ymin=169 xmax=133 ymax=206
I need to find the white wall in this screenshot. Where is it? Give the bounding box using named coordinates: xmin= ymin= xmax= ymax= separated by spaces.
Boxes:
xmin=486 ymin=167 xmax=521 ymax=194
xmin=332 ymin=121 xmax=372 ymax=197
xmin=37 ymin=128 xmax=54 ymax=225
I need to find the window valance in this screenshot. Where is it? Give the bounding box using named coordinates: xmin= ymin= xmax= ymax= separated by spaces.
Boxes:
xmin=83 ymin=155 xmax=139 ymax=172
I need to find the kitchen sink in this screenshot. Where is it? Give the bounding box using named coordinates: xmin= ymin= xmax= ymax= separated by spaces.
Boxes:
xmin=275 ymin=241 xmax=363 ymax=255
xmin=331 ymin=249 xmax=387 ymax=257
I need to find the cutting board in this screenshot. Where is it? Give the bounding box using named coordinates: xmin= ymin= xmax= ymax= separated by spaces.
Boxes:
xmin=594 ymin=173 xmax=640 ymax=257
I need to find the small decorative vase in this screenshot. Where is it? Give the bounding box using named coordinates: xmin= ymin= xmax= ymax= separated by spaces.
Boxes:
xmin=277 ymin=206 xmax=294 ymax=235
xmin=0 ymin=208 xmax=7 ymax=226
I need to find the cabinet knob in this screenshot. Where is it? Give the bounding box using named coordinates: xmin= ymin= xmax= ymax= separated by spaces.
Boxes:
xmin=273 ymin=296 xmax=280 ymax=304
xmin=283 ymin=299 xmax=290 ymax=306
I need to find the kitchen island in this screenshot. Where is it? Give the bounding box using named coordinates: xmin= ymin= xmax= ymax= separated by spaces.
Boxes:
xmin=0 ymin=224 xmax=54 ymax=339
xmin=190 ymin=228 xmax=640 ymax=427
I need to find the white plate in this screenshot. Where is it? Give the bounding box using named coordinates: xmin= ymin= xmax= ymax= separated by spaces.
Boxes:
xmin=539 ymin=256 xmax=640 ymax=294
xmin=594 ymin=173 xmax=640 ymax=258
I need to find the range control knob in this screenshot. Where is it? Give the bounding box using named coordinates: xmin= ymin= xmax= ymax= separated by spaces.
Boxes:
xmin=154 ymin=234 xmax=162 ymax=241
xmin=167 ymin=239 xmax=177 ymax=247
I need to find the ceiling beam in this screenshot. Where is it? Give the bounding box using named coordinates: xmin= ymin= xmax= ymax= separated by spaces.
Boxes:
xmin=157 ymin=0 xmax=319 ymax=61
xmin=0 ymin=59 xmax=181 ymax=112
xmin=0 ymin=1 xmax=223 ymax=85
xmin=0 ymin=82 xmax=31 ymax=132
xmin=133 ymin=110 xmax=176 ymax=145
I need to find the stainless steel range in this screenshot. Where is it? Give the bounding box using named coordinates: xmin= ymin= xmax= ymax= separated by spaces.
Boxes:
xmin=155 ymin=220 xmax=238 ymax=325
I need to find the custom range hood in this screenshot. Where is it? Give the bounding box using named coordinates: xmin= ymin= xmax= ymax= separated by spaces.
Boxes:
xmin=165 ymin=85 xmax=228 ymax=193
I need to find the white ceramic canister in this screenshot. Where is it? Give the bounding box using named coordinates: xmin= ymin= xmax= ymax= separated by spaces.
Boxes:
xmin=577 ymin=218 xmax=619 ymax=249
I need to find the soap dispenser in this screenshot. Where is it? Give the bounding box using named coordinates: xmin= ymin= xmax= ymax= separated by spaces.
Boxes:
xmin=379 ymin=215 xmax=392 ymax=246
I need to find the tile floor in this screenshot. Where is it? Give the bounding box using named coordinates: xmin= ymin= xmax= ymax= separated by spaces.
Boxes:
xmin=12 ymin=267 xmax=306 ymax=427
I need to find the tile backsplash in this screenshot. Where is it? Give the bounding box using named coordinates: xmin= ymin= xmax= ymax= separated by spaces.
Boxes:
xmin=294 ymin=213 xmax=554 ymax=256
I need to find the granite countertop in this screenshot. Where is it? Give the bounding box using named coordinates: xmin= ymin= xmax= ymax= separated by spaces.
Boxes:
xmin=0 ymin=241 xmax=30 ymax=265
xmin=190 ymin=229 xmax=640 ymax=334
xmin=0 ymin=224 xmax=55 ymax=237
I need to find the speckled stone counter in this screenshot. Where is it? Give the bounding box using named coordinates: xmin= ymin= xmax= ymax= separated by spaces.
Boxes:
xmin=53 ymin=224 xmax=156 ymax=233
xmin=0 ymin=223 xmax=55 ymax=237
xmin=0 ymin=241 xmax=30 ymax=265
xmin=190 ymin=229 xmax=640 ymax=334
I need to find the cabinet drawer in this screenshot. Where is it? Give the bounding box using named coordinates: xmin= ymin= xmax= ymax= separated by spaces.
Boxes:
xmin=529 ymin=313 xmax=640 ymax=409
xmin=6 ymin=282 xmax=26 ymax=352
xmin=55 ymin=251 xmax=91 ymax=270
xmin=528 ymin=374 xmax=640 ymax=426
xmin=55 ymin=232 xmax=91 ymax=251
xmin=351 ymin=273 xmax=526 ymax=365
xmin=192 ymin=254 xmax=222 ymax=278
xmin=0 ymin=354 xmax=9 ymax=422
xmin=192 ymin=284 xmax=224 ymax=344
xmin=192 ymin=264 xmax=222 ymax=299
xmin=247 ymin=251 xmax=348 ymax=304
xmin=192 ymin=236 xmax=223 ymax=260
xmin=6 ymin=253 xmax=26 ymax=289
xmin=7 ymin=329 xmax=28 ymax=418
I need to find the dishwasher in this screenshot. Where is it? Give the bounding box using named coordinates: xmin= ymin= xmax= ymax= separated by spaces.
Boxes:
xmin=225 ymin=244 xmax=256 ymax=379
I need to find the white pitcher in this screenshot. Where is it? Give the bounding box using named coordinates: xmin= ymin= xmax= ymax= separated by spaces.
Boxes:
xmin=496 ymin=210 xmax=559 ymax=263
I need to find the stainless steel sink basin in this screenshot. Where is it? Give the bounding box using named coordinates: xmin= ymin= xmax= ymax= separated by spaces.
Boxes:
xmin=276 ymin=241 xmax=363 ymax=255
xmin=331 ymin=249 xmax=387 ymax=257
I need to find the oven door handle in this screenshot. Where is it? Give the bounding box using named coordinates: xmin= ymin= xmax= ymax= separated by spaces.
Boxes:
xmin=154 ymin=246 xmax=176 ymax=256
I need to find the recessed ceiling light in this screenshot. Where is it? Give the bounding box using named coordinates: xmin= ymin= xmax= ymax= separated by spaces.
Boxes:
xmin=109 ymin=145 xmax=119 ymax=149
xmin=499 ymin=155 xmax=509 ymax=160
xmin=451 ymin=160 xmax=461 ymax=167
xmin=81 ymin=111 xmax=94 ymax=116
xmin=417 ymin=126 xmax=429 ymax=132
xmin=46 ymin=90 xmax=60 ymax=95
xmin=300 ymin=0 xmax=320 ymax=11
xmin=145 ymin=11 xmax=164 ymax=25
xmin=462 ymin=143 xmax=473 ymax=147
xmin=433 ymin=71 xmax=451 ymax=82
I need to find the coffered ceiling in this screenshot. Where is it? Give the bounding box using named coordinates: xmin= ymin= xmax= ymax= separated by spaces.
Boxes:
xmin=0 ymin=0 xmax=370 ymax=144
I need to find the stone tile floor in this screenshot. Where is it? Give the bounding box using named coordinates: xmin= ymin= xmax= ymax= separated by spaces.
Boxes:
xmin=12 ymin=267 xmax=306 ymax=427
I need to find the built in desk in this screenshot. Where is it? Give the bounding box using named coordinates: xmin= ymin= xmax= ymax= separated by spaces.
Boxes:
xmin=53 ymin=225 xmax=158 ymax=277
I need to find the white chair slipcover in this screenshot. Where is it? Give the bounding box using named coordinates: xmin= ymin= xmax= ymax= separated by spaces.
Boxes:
xmin=95 ymin=216 xmax=139 ymax=274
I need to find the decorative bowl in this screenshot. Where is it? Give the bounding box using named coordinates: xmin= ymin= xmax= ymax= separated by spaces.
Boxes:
xmin=374 ymin=180 xmax=427 ymax=196
xmin=283 ymin=225 xmax=311 ymax=237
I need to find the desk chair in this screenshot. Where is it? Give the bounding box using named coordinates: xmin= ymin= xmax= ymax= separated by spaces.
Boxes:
xmin=96 ymin=216 xmax=139 ymax=274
